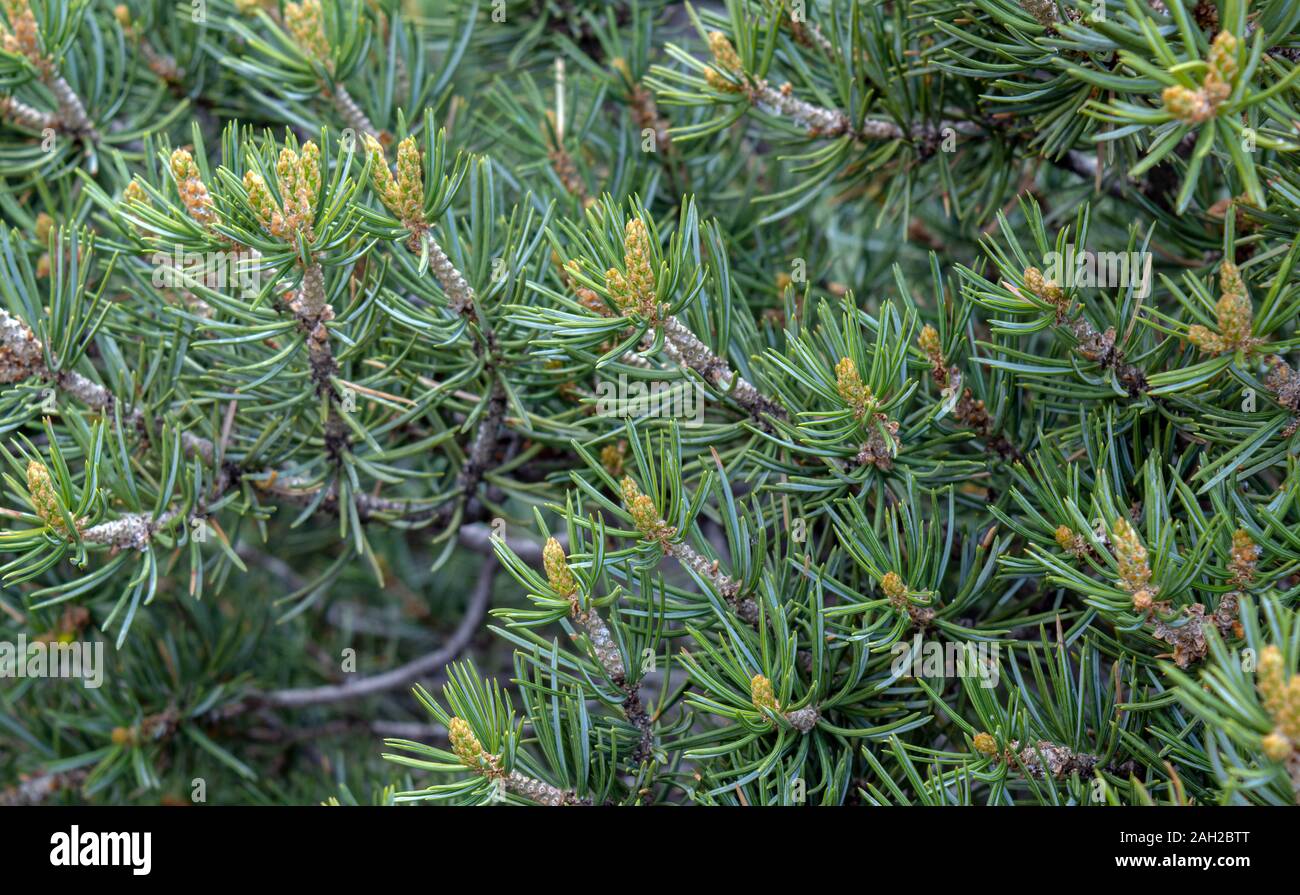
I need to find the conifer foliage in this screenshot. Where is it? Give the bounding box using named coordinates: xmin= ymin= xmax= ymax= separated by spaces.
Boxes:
xmin=1 ymin=0 xmax=1299 ymax=807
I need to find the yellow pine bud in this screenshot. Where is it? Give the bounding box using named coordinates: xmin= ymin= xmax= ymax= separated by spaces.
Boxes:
xmin=835 ymin=356 xmax=873 ymax=419
xmin=1187 ymin=324 xmax=1227 ymax=355
xmin=276 ymin=147 xmax=299 ymax=199
xmin=620 ymin=219 xmax=658 ymax=318
xmin=972 ymin=732 xmax=998 ymax=756
xmin=1110 ymin=518 xmax=1154 ymax=606
xmin=1162 ymin=85 xmax=1212 ymax=124
xmin=1055 ymin=524 xmax=1090 ymax=559
xmin=123 ymin=180 xmax=149 ymax=207
xmin=243 ymin=170 xmax=279 ymax=235
xmin=880 ymin=571 xmax=907 ymax=607
xmin=1261 ymin=730 xmax=1292 ymax=762
xmin=543 ymin=537 xmax=578 ymax=598
xmin=27 ymin=460 xmax=79 ymax=537
xmin=707 ymin=31 xmax=741 ymax=73
xmin=1208 ymin=31 xmax=1239 ymax=87
xmin=705 ymin=32 xmax=743 ymax=92
xmin=298 ymin=141 xmax=321 ymax=204
xmin=448 ymin=717 xmax=488 ymax=771
xmin=600 ymin=441 xmax=625 ymax=477
xmin=2 ymin=0 xmax=41 ymax=64
xmin=750 ymin=674 xmax=779 ymax=713
xmin=34 ymin=211 xmax=53 ymax=242
xmin=278 ymin=142 xmax=318 ymax=238
xmin=918 ymin=324 xmax=943 ymax=364
xmin=605 ymin=267 xmax=632 ymax=313
xmin=113 ymin=4 xmax=130 ymax=28
xmin=1189 ymin=262 xmax=1254 ymax=355
xmin=285 ymin=0 xmax=330 ymax=66
xmin=1259 ymin=645 xmax=1283 ymax=704
xmin=170 ymin=149 xmax=217 ymax=226
xmin=363 ymin=134 xmax=401 ymax=211
xmin=1022 ymin=266 xmax=1065 ymax=307
xmin=393 ymin=137 xmax=426 ymax=225
xmin=1215 ymin=292 xmax=1252 ymax=350
xmin=620 ymin=476 xmax=663 ymax=538
xmin=1257 ymin=645 xmax=1300 ymax=742
xmin=1219 ymin=259 xmax=1243 ymax=297
xmin=1228 ymin=528 xmax=1260 ymax=586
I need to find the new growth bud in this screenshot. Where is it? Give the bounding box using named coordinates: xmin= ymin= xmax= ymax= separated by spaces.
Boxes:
xmin=706 ymin=31 xmax=743 ymax=92
xmin=27 ymin=460 xmax=82 ymax=537
xmin=1188 ymin=260 xmax=1256 ymax=355
xmin=1111 ymin=517 xmax=1157 ymax=613
xmin=835 ymin=357 xmax=873 ymax=419
xmin=170 ymin=149 xmax=218 ymax=227
xmin=285 ymin=0 xmax=331 ymax=70
xmin=750 ymin=673 xmax=779 ymax=713
xmin=1163 ymin=31 xmax=1239 ymax=124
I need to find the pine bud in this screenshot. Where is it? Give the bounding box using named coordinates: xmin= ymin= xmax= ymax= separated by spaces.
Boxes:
xmin=836 ymin=357 xmax=873 ymax=419
xmin=605 ymin=219 xmax=658 ymax=320
xmin=27 ymin=460 xmax=80 ymax=537
xmin=1164 ymin=32 xmax=1238 ymax=125
xmin=393 ymin=137 xmax=426 ymax=225
xmin=1257 ymin=646 xmax=1300 ymax=743
xmin=1162 ymin=85 xmax=1213 ymax=124
xmin=918 ymin=324 xmax=943 ymax=365
xmin=123 ymin=180 xmax=149 ymax=207
xmin=1110 ymin=518 xmax=1155 ymax=609
xmin=243 ymin=170 xmax=278 ymax=234
xmin=364 ymin=134 xmax=399 ymax=207
xmin=543 ymin=537 xmax=578 ymax=598
xmin=620 ymin=476 xmax=664 ymax=538
xmin=706 ymin=31 xmax=743 ymax=92
xmin=170 ymin=149 xmax=217 ymax=226
xmin=972 ymin=731 xmax=998 ymax=755
xmin=1228 ymin=528 xmax=1260 ymax=586
xmin=605 ymin=267 xmax=630 ymax=312
xmin=1214 ymin=283 xmax=1252 ymax=348
xmin=113 ymin=4 xmax=130 ymax=28
xmin=1022 ymin=266 xmax=1065 ymax=308
xmin=1207 ymin=31 xmax=1238 ymax=89
xmin=1262 ymin=730 xmax=1292 ymax=762
xmin=34 ymin=211 xmax=53 ymax=242
xmin=750 ymin=673 xmax=779 ymax=713
xmin=1055 ymin=524 xmax=1089 ymax=559
xmin=278 ymin=143 xmax=318 ymax=238
xmin=285 ymin=0 xmax=331 ymax=68
xmin=1191 ymin=261 xmax=1254 ymax=355
xmin=1186 ymin=324 xmax=1226 ymax=355
xmin=448 ymin=717 xmax=491 ymax=773
xmin=1 ymin=0 xmax=43 ymax=65
xmin=365 ymin=134 xmax=426 ymax=231
xmin=600 ymin=441 xmax=626 ymax=477
xmin=880 ymin=571 xmax=907 ymax=608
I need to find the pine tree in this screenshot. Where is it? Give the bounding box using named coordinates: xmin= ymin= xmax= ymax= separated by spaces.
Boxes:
xmin=1 ymin=0 xmax=1299 ymax=807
